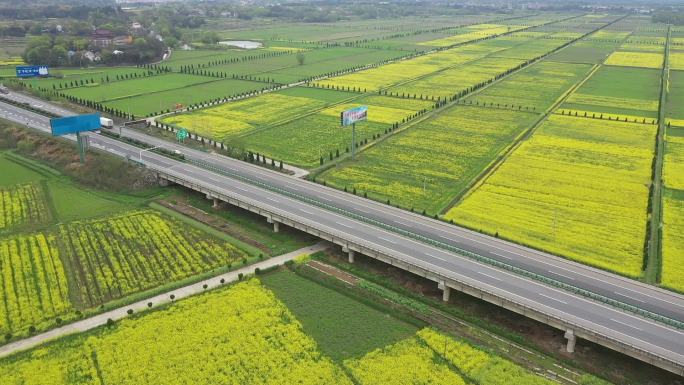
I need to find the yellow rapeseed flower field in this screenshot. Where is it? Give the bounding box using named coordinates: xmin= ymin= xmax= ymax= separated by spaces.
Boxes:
xmin=662 ymin=194 xmax=684 ymax=292
xmin=605 ymin=51 xmax=664 ymax=68
xmin=321 ymin=106 xmax=539 ymax=213
xmin=0 ymin=183 xmax=50 ymax=231
xmin=161 ymin=92 xmax=335 ymax=139
xmin=669 ymin=51 xmax=684 ymax=71
xmin=419 ymin=25 xmax=522 ymax=47
xmin=0 ymin=280 xmax=353 ymax=385
xmin=344 ymin=337 xmax=467 ymax=385
xmin=446 ymin=115 xmax=655 ymax=277
xmin=61 ymin=210 xmax=248 ymax=306
xmin=664 ymin=134 xmax=684 ymax=190
xmin=417 ymin=329 xmax=556 ymax=385
xmin=0 ymin=232 xmax=71 ymax=335
xmin=316 ymin=47 xmax=487 ymax=91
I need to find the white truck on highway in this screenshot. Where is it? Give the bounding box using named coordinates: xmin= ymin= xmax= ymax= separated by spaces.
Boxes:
xmin=100 ymin=117 xmax=114 ymax=129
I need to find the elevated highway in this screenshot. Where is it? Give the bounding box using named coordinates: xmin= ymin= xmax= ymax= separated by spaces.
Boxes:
xmin=1 ymin=95 xmax=683 ymax=375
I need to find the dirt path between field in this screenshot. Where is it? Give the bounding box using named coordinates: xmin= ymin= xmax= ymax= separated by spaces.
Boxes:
xmin=0 ymin=242 xmax=329 ymax=359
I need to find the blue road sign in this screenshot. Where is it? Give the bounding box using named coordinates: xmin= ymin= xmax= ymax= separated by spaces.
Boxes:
xmin=16 ymin=66 xmax=49 ymax=78
xmin=50 ymin=114 xmax=101 ymax=136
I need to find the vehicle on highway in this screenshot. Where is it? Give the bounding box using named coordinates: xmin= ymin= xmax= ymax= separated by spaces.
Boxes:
xmin=100 ymin=117 xmax=114 ymax=129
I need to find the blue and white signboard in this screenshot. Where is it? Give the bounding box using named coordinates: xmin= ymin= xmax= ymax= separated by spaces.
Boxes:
xmin=50 ymin=114 xmax=101 ymax=136
xmin=16 ymin=66 xmax=49 ymax=78
xmin=341 ymin=106 xmax=368 ymax=126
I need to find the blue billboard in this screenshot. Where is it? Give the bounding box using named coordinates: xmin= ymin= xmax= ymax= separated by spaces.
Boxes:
xmin=16 ymin=66 xmax=49 ymax=78
xmin=341 ymin=106 xmax=368 ymax=126
xmin=50 ymin=114 xmax=101 ymax=136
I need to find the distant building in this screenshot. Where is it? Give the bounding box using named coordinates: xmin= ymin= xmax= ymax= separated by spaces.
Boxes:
xmin=113 ymin=35 xmax=133 ymax=46
xmin=130 ymin=22 xmax=144 ymax=35
xmin=91 ymin=29 xmax=114 ymax=47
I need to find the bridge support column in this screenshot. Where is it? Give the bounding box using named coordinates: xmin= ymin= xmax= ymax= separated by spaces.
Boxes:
xmin=438 ymin=282 xmax=450 ymax=302
xmin=272 ymin=220 xmax=280 ymax=233
xmin=564 ymin=329 xmax=576 ymax=353
xmin=348 ymin=250 xmax=355 ymax=264
xmin=158 ymin=177 xmax=169 ymax=187
xmin=212 ymin=198 xmax=220 ymax=209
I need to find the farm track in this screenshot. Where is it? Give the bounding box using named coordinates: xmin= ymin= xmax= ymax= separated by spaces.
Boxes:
xmin=645 ymin=25 xmax=671 ymax=284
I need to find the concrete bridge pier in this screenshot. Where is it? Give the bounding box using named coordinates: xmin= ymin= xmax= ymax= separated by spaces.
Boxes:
xmin=564 ymin=329 xmax=576 ymax=353
xmin=272 ymin=220 xmax=280 ymax=233
xmin=341 ymin=246 xmax=355 ymax=263
xmin=438 ymin=282 xmax=451 ymax=302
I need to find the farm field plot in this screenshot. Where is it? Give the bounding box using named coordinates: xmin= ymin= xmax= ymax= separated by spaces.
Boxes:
xmin=102 ymin=78 xmax=265 ymax=116
xmin=209 ymin=46 xmax=407 ymax=83
xmin=489 ymin=35 xmax=574 ymax=60
xmin=0 ymin=37 xmax=25 ymax=65
xmin=560 ymin=66 xmax=660 ymax=121
xmin=604 ymin=50 xmax=664 ymax=68
xmin=164 ymin=48 xmax=278 ymax=71
xmin=417 ymin=24 xmax=527 ymax=47
xmin=664 ymin=128 xmax=684 ymax=190
xmin=466 ymin=61 xmax=592 ymax=110
xmin=262 ymin=270 xmax=418 ymax=361
xmin=590 ymin=30 xmax=633 ymax=40
xmin=240 ymin=95 xmax=434 ymax=167
xmin=0 ymin=232 xmax=71 ymax=336
xmin=60 ymin=210 xmax=249 ymax=307
xmin=62 ymin=73 xmax=216 ymax=103
xmin=161 ymin=87 xmax=356 ymax=139
xmin=662 ymin=192 xmax=684 ymax=292
xmin=548 ymin=40 xmax=621 ymax=64
xmin=0 ymin=279 xmax=352 ymax=385
xmin=344 ymin=337 xmax=467 ymax=385
xmin=666 ymin=59 xmax=684 ymax=127
xmin=313 ymin=47 xmax=490 ymax=92
xmin=0 ymin=154 xmax=46 ymax=186
xmin=670 ymin=51 xmax=684 ymax=71
xmin=260 ymin=48 xmax=409 ymax=84
xmin=0 ymin=182 xmax=50 ymax=232
xmin=388 ymin=56 xmax=526 ymax=99
xmin=417 ymin=328 xmax=557 ymax=385
xmin=320 ymin=106 xmax=540 ymax=213
xmin=19 ymin=67 xmax=149 ymax=90
xmin=446 ymin=115 xmax=655 ymax=277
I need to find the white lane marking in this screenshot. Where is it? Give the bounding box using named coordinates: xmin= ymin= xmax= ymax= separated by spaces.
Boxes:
xmin=546 ymin=270 xmax=575 ymax=281
xmin=299 ymin=208 xmax=316 ymax=215
xmin=426 ymin=253 xmax=447 ymax=262
xmin=337 ymin=222 xmax=354 ymax=229
xmin=613 ymin=291 xmax=646 ymax=304
xmin=491 ymin=252 xmax=513 ymax=260
xmin=611 ymin=318 xmax=643 ymax=331
xmin=478 ymin=272 xmax=501 ymax=281
xmin=538 ymin=293 xmax=568 ymax=305
xmin=381 ymin=238 xmax=396 ymax=244
xmin=266 ymin=197 xmax=280 ymax=203
xmin=620 ymin=287 xmax=684 ymax=308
